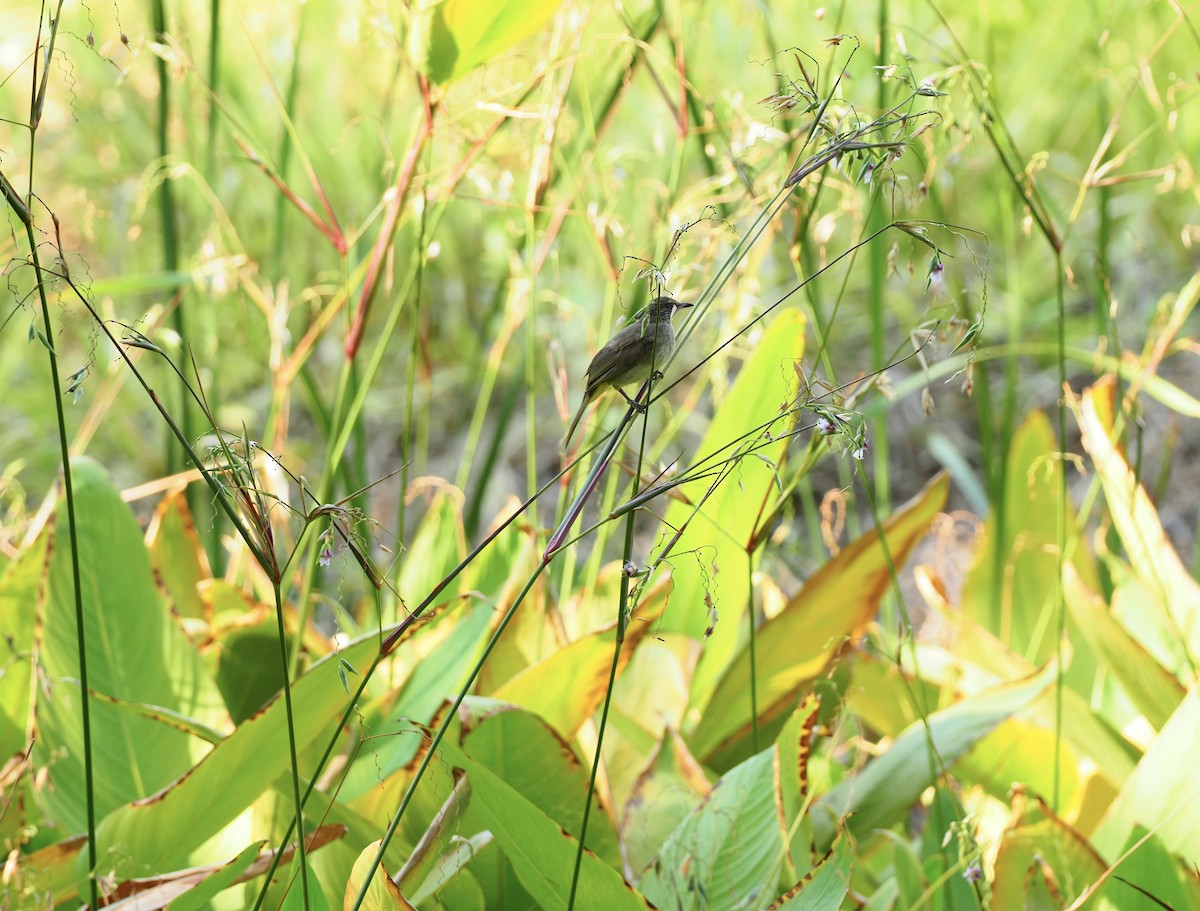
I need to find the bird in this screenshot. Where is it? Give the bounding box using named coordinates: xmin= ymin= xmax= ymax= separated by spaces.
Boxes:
xmin=563 ymin=295 xmax=693 ymax=449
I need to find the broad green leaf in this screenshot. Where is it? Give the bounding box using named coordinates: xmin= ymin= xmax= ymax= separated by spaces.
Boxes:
xmin=860 ymin=878 xmax=899 ymax=911
xmin=1103 ymin=826 xmax=1200 ymax=911
xmin=620 ymin=731 xmax=710 ymax=877
xmin=460 ymin=496 xmax=537 ymax=610
xmin=346 ymin=840 xmax=418 ymax=910
xmin=14 ymin=797 xmax=347 ymax=908
xmin=1108 ymin=575 xmax=1180 ymax=676
xmin=207 ymin=603 xmax=290 ymax=725
xmin=35 ymin=459 xmax=228 ymax=835
xmin=1077 ymin=378 xmax=1200 ymax=669
xmin=772 ymin=832 xmax=852 ymax=910
xmin=90 ymin=630 xmax=380 ymax=881
xmin=957 ymin=719 xmax=1084 ymax=820
xmin=961 ymin=411 xmax=1098 ymax=667
xmin=421 ymin=867 xmax=486 ymax=911
xmin=460 ymin=705 xmax=620 ymax=868
xmin=881 ymin=831 xmax=927 ymax=911
xmin=990 ymin=789 xmax=1109 ymax=911
xmin=345 ymin=704 xmax=463 ymax=834
xmin=775 ymin=697 xmax=820 ymax=877
xmin=408 ymin=832 xmax=493 ymax=906
xmin=463 ymin=506 xmax=542 ymax=694
xmin=1092 ymin=686 xmax=1200 ymax=863
xmin=88 ymin=689 xmax=228 ymax=744
xmin=904 ymin=607 xmax=1136 ymax=792
xmin=638 ymin=747 xmax=783 ymax=911
xmin=0 ymin=529 xmax=47 ymax=761
xmin=439 ymin=738 xmax=652 ymax=911
xmin=279 ymin=858 xmax=333 ymax=911
xmin=844 ymin=652 xmax=939 ymax=738
xmin=396 ymin=598 xmax=494 ymax=727
xmin=665 ymin=310 xmax=805 ymax=718
xmin=298 ymin=785 xmax=422 ymax=907
xmin=199 ymin=579 xmax=337 ymax=720
xmin=492 ymin=589 xmax=665 ymax=739
xmin=610 ymin=633 xmax=692 ymax=740
xmin=342 ymin=599 xmax=492 ymax=802
xmin=343 ymin=549 xmax=512 ymax=807
xmin=918 ymin=786 xmax=978 ymax=909
xmin=858 ymin=637 xmax=1127 ymax=832
xmin=103 ymin=840 xmax=264 ymax=911
xmin=561 ymin=561 xmax=636 ymax=642
xmin=146 ymin=489 xmax=209 ymax=620
xmin=472 ymin=578 xmax=552 ymax=696
xmin=605 ymin=634 xmax=694 ymax=812
xmin=1063 ymin=564 xmax=1185 ymax=730
xmin=811 ymin=661 xmax=1056 ymax=851
xmin=690 ymin=472 xmax=949 ymax=761
xmin=409 ymin=0 xmax=566 ymax=85
xmin=396 ymin=485 xmax=466 ymax=620
xmin=387 ymin=770 xmax=472 ymax=903
xmin=1022 ymin=861 xmax=1065 ymax=911
xmin=1 ymin=834 xmax=86 ymax=906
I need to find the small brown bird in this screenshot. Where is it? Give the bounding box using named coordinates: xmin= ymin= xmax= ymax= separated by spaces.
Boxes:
xmin=563 ymin=295 xmax=693 ymax=449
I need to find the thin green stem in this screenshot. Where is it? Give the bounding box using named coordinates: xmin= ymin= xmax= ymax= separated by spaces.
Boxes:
xmin=747 ymin=555 xmax=760 ymax=753
xmin=523 ymin=220 xmax=539 ymax=501
xmin=349 ymin=568 xmax=546 ymax=911
xmin=856 ymin=477 xmax=983 ymax=908
xmin=1053 ymin=254 xmax=1067 ymax=812
xmin=287 ymin=363 xmax=352 ymax=674
xmin=24 ymin=232 xmax=98 ymax=911
xmin=149 ymin=0 xmax=188 ymax=476
xmin=205 ymin=0 xmax=222 ymax=180
xmin=567 ymin=530 xmax=631 ymax=911
xmin=270 ymin=1 xmax=310 ymax=272
xmin=568 ymin=316 xmax=666 ymax=908
xmin=868 ymin=0 xmax=891 ymax=516
xmin=254 ymin=451 xmax=571 ymax=907
xmin=250 ymin=651 xmax=384 ymax=910
xmin=272 ymin=583 xmax=310 ymax=907
xmin=399 ymin=162 xmax=431 ymax=542
xmin=15 ymin=7 xmax=90 ymax=905
xmin=456 ymin=11 xmax=661 ymax=502
xmin=55 ymin=275 xmax=277 ymax=571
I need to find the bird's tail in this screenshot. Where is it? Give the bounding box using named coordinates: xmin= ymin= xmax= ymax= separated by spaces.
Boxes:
xmin=563 ymin=395 xmax=590 ymax=450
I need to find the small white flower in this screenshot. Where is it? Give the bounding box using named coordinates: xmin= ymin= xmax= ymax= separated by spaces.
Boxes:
xmin=318 ymin=528 xmax=335 ymax=567
xmin=927 ymin=257 xmax=946 ymax=297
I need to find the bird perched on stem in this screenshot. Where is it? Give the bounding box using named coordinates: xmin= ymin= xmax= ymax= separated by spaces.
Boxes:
xmin=563 ymin=295 xmax=693 ymax=449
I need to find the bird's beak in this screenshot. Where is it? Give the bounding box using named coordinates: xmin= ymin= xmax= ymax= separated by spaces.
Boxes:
xmin=677 ymin=301 xmax=694 ymax=309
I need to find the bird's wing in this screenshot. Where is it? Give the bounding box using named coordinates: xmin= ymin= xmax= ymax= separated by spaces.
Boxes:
xmin=585 ymin=330 xmax=655 ymax=391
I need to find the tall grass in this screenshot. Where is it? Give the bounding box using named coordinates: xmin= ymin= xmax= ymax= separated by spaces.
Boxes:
xmin=2 ymin=0 xmax=1198 ymax=908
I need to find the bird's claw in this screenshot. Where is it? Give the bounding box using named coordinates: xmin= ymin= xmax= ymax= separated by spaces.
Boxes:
xmin=618 ymin=390 xmax=647 ymax=413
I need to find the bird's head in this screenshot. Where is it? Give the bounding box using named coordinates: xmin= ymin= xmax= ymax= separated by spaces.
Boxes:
xmin=646 ymin=295 xmax=693 ymax=320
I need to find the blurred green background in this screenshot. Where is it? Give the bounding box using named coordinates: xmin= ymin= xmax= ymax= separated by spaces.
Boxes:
xmin=3 ymin=0 xmax=1195 ymax=560
xmin=3 ymin=1 xmax=1200 ymax=908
